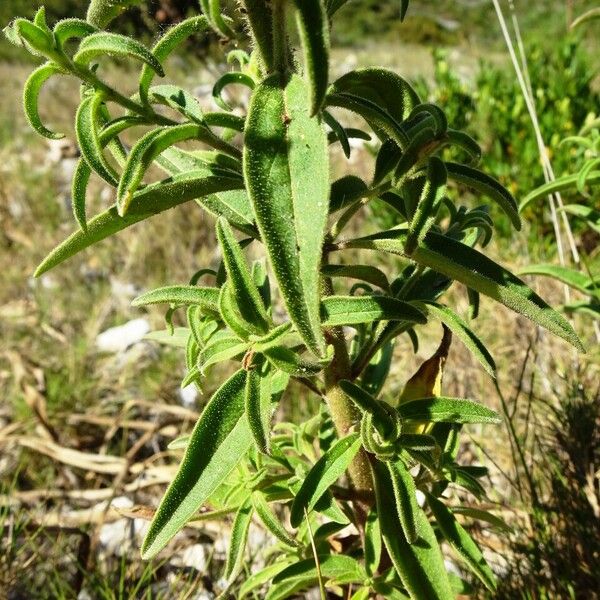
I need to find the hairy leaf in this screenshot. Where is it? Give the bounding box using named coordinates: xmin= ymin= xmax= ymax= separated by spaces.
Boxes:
xmin=322 ymin=264 xmax=390 ymax=291
xmin=245 ymin=369 xmax=272 ymax=454
xmin=388 ymin=459 xmax=420 ymax=544
xmin=241 ymin=0 xmax=274 ymax=71
xmin=364 ymin=508 xmax=381 ymax=577
xmin=212 ymin=72 xmax=255 ymax=111
xmin=321 ymin=295 xmax=426 ymax=326
xmin=519 ymin=264 xmax=595 ymax=296
xmin=224 ymin=498 xmax=254 ymax=580
xmin=252 ymin=492 xmax=298 ymax=547
xmin=397 ymin=397 xmax=501 ymax=424
xmin=132 ymin=285 xmax=219 ymax=311
xmin=53 ymin=18 xmax=97 ymax=46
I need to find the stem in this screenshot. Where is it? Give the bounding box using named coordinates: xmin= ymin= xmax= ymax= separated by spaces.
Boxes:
xmin=271 ymin=0 xmax=288 ymax=74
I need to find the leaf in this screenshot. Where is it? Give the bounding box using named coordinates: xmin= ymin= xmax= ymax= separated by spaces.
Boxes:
xmin=212 ymin=72 xmax=255 ymax=111
xmin=321 ymin=295 xmax=426 ymax=327
xmin=371 ymin=460 xmax=453 ymax=600
xmin=329 ymin=175 xmax=368 ymax=212
xmin=13 ymin=19 xmax=55 ymax=56
xmin=251 ymin=323 xmax=293 ymax=353
xmin=219 ymin=282 xmax=257 ymax=340
xmin=22 ymin=62 xmax=66 ymax=140
xmin=217 ymin=218 xmax=271 ymax=334
xmin=245 ymin=369 xmax=272 ymax=454
xmin=241 ymin=0 xmax=274 ymax=71
xmin=145 ymin=327 xmax=190 ymax=348
xmin=239 ymin=560 xmax=294 ymax=599
xmin=416 ymin=301 xmax=496 ymax=377
xmin=364 ymin=508 xmax=381 ymax=577
xmin=290 ymin=433 xmax=361 ymax=527
xmin=322 ymin=264 xmax=390 ymax=291
xmin=360 ymin=340 xmax=394 ymax=397
xmin=147 ymin=84 xmax=205 ymax=123
xmin=139 ymin=16 xmax=209 ymax=104
xmin=519 ymin=170 xmax=600 ymax=213
xmin=35 ymin=168 xmax=244 ymax=276
xmin=344 ymin=229 xmax=584 ymax=351
xmin=132 ymin=285 xmax=219 ymax=311
xmin=397 ymin=397 xmax=501 ymax=424
xmin=571 ymin=7 xmax=600 ymax=28
xmin=263 ymin=346 xmax=330 ymax=378
xmin=167 ymin=434 xmax=191 ymax=450
xmin=405 ymin=157 xmax=447 ymax=255
xmin=445 ymin=162 xmax=520 ymax=230
xmin=142 ymin=369 xmax=251 ymax=558
xmin=323 ymin=110 xmax=350 ymax=158
xmin=339 ymin=380 xmax=396 ymax=439
xmin=271 ymin=555 xmax=367 ymax=589
xmin=244 ymin=74 xmax=329 ymax=356
xmin=293 ymin=0 xmax=330 ymax=115
xmin=224 ymin=497 xmax=254 ymax=581
xmin=252 ymin=493 xmax=298 ymax=547
xmin=74 ymin=32 xmax=164 ymax=77
xmin=388 ymin=459 xmax=420 ymax=544
xmin=452 ymin=507 xmax=513 ymax=533
xmin=86 ymin=0 xmax=144 ymax=28
xmin=76 ymin=92 xmax=118 ymax=186
xmin=53 ymin=18 xmax=97 ymax=46
xmin=327 ymin=68 xmax=420 ymax=147
xmin=519 ymin=264 xmax=595 ymax=296
xmin=199 ymin=333 xmax=248 ymax=373
xmin=427 ymin=493 xmax=497 ymax=591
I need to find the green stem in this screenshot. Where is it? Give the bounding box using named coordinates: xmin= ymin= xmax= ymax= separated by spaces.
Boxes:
xmin=271 ymin=0 xmax=288 ymax=74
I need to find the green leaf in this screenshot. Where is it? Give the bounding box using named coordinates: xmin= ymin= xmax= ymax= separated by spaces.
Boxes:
xmin=86 ymin=0 xmax=144 ymax=28
xmin=327 ymin=68 xmax=420 ymax=147
xmin=199 ymin=332 xmax=248 ymax=372
xmin=141 ymin=369 xmax=251 ymax=558
xmin=519 ymin=171 xmax=600 ymax=213
xmin=290 ymin=433 xmax=361 ymax=527
xmin=225 ymin=497 xmax=254 ymax=581
xmin=339 ymin=380 xmax=396 ymax=439
xmin=344 ymin=229 xmax=584 ymax=351
xmin=405 ymin=157 xmax=447 ymax=255
xmin=263 ymin=346 xmax=330 ymax=378
xmin=415 ymin=301 xmax=496 ymax=377
xmin=217 ymin=218 xmax=271 ymax=334
xmin=13 ymin=19 xmax=55 ymax=57
xmin=364 ymin=508 xmax=381 ymax=577
xmin=147 ymin=84 xmax=205 ymax=123
xmin=388 ymin=459 xmax=420 ymax=544
xmin=329 ymin=175 xmax=368 ymax=212
xmin=519 ymin=264 xmax=595 ymax=296
xmin=212 ymin=72 xmax=255 ymax=111
xmin=76 ymin=92 xmax=118 ymax=186
xmin=74 ymin=32 xmax=164 ymax=77
xmin=244 ymin=74 xmax=329 ymax=356
xmin=132 ymin=285 xmax=219 ymax=311
xmin=322 ymin=264 xmax=390 ymax=291
xmin=452 ymin=507 xmax=513 ymax=533
xmin=35 ymin=168 xmax=244 ymax=276
xmin=245 ymin=369 xmax=272 ymax=454
xmin=145 ymin=327 xmax=190 ymax=348
xmin=372 ymin=460 xmax=453 ymax=600
xmin=219 ymin=282 xmax=257 ymax=340
xmin=271 ymin=555 xmax=367 ymax=589
xmin=139 ymin=17 xmax=208 ymax=104
xmin=360 ymin=340 xmax=394 ymax=396
xmin=397 ymin=397 xmax=501 ymax=424
xmin=293 ymin=0 xmax=330 ymax=115
xmin=427 ymin=493 xmax=496 ymax=591
xmin=252 ymin=492 xmax=298 ymax=547
xmin=323 ymin=110 xmax=350 ymax=158
xmin=239 ymin=560 xmax=294 ymax=599
xmin=445 ymin=162 xmax=520 ymax=230
xmin=53 ymin=18 xmax=97 ymax=47
xmin=22 ymin=62 xmax=65 ymax=140
xmin=321 ymin=295 xmax=426 ymax=327
xmin=241 ymin=0 xmax=274 ymax=71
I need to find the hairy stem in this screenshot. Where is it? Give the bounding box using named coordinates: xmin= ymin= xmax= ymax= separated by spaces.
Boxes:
xmin=271 ymin=0 xmax=288 ymax=74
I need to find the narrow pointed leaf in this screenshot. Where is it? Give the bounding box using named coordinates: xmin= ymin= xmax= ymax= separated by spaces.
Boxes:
xmin=244 ymin=74 xmax=329 ymax=356
xmin=239 ymin=560 xmax=294 ymax=599
xmin=388 ymin=459 xmax=420 ymax=544
xmin=35 ymin=169 xmax=244 ymax=276
xmin=519 ymin=264 xmax=595 ymax=296
xmin=372 ymin=460 xmax=453 ymax=600
xmin=263 ymin=346 xmax=329 ymax=378
xmin=132 ymin=285 xmax=219 ymax=311
xmin=397 ymin=397 xmax=501 ymax=424
xmin=339 ymin=380 xmax=396 ymax=438
xmin=74 ymin=32 xmax=164 ymax=76
xmin=321 ymin=295 xmax=426 ymax=326
xmin=224 ymin=498 xmax=254 ymax=581
xmin=245 ymin=369 xmax=272 ymax=454
xmin=219 ymin=282 xmax=257 ymax=339
xmin=427 ymin=493 xmax=497 ymax=591
xmin=23 ymin=62 xmax=65 ymax=140
xmin=212 ymin=72 xmax=255 ymax=111
xmin=86 ymin=0 xmax=144 ymax=28
xmin=272 ymin=555 xmax=367 ymax=587
xmin=142 ymin=369 xmax=251 ymax=558
xmin=252 ymin=493 xmax=298 ymax=547
xmin=290 ymin=433 xmax=361 ymax=527
xmin=322 ymin=264 xmax=390 ymax=291
xmin=53 ymin=19 xmax=97 ymax=46
xmin=241 ymin=0 xmax=274 ymax=71
xmin=293 ymin=0 xmax=330 ymax=115
xmin=364 ymin=508 xmax=381 ymax=577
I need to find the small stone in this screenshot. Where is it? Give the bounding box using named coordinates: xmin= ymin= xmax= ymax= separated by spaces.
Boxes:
xmin=178 ymin=384 xmax=198 ymax=408
xmin=96 ymin=318 xmax=150 ymax=353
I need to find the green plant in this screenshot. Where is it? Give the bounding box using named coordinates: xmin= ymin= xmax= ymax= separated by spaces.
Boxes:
xmin=5 ymin=0 xmax=584 ymax=597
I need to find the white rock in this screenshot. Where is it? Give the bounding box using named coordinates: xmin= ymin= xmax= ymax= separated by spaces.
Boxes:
xmin=178 ymin=544 xmax=208 ymax=572
xmin=178 ymin=383 xmax=199 ymax=408
xmin=96 ymin=318 xmax=150 ymax=353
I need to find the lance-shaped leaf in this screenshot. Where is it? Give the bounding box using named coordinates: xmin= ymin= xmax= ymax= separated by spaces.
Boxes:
xmin=199 ymin=333 xmax=248 ymax=373
xmin=327 ymin=68 xmax=420 ymax=147
xmin=397 ymin=397 xmax=501 ymax=424
xmin=224 ymin=497 xmax=254 ymax=581
xmin=415 ymin=301 xmax=496 ymax=377
xmin=132 ymin=285 xmax=219 ymax=311
xmin=321 ymin=295 xmax=426 ymax=327
xmin=217 ymin=218 xmax=270 ymax=334
xmin=76 ymin=92 xmax=118 ymax=186
xmin=239 ymin=560 xmax=295 ymax=599
xmin=12 ymin=19 xmax=55 ymax=57
xmin=219 ymin=281 xmax=257 ymax=339
xmin=405 ymin=157 xmax=447 ymax=255
xmin=290 ymin=433 xmax=361 ymax=527
xmin=141 ymin=369 xmax=251 ymax=558
xmin=23 ymin=62 xmax=66 ymax=140
xmin=252 ymin=492 xmax=298 ymax=547
xmin=364 ymin=508 xmax=381 ymax=577
xmin=322 ymin=264 xmax=390 ymax=291
xmin=372 ymin=459 xmax=453 ymax=600
xmin=35 ymin=169 xmax=244 ymax=276
xmin=241 ymin=0 xmax=274 ymax=71
xmin=53 ymin=19 xmax=97 ymax=47
xmin=445 ymin=162 xmax=520 ymax=230
xmin=519 ymin=264 xmax=596 ymax=296
xmin=212 ymin=72 xmax=255 ymax=111
xmin=86 ymin=0 xmax=143 ymax=28
xmin=339 ymin=380 xmax=396 ymax=439
xmin=74 ymin=32 xmax=164 ymax=77
xmin=244 ymin=74 xmax=329 ymax=356
xmin=293 ymin=0 xmax=330 ymax=115
xmin=148 ymin=85 xmax=205 ymax=123
xmin=139 ymin=16 xmax=208 ymax=104
xmin=426 ymin=493 xmax=497 ymax=592
xmin=263 ymin=345 xmax=330 ymax=378
xmin=388 ymin=459 xmax=421 ymax=544
xmin=323 ymin=110 xmax=350 ymax=157
xmin=245 ymin=368 xmax=273 ymax=454
xmin=343 ymin=229 xmax=584 ymax=351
